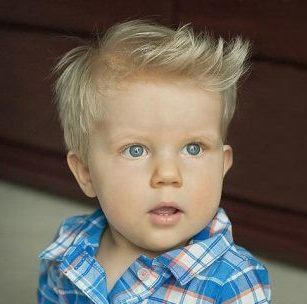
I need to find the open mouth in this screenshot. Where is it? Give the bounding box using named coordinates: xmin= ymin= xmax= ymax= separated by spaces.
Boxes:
xmin=150 ymin=207 xmax=180 ymax=215
xmin=148 ymin=204 xmax=183 ymax=226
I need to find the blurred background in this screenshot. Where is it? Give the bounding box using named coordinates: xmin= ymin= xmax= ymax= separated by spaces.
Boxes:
xmin=0 ymin=1 xmax=307 ymax=303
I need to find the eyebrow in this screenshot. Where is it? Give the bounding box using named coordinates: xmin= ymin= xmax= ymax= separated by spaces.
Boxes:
xmin=189 ymin=135 xmax=218 ymax=144
xmin=185 ymin=134 xmax=223 ymax=147
xmin=108 ymin=132 xmax=147 ymax=142
xmin=108 ymin=131 xmax=220 ymax=145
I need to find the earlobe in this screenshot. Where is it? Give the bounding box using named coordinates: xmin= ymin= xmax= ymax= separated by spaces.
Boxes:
xmin=222 ymin=145 xmax=233 ymax=177
xmin=66 ymin=151 xmax=97 ymax=198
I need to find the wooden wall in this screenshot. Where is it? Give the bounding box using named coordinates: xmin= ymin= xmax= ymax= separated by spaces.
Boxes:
xmin=1 ymin=0 xmax=306 ymax=266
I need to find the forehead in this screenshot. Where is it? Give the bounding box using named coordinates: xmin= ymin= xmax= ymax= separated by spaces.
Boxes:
xmin=95 ymin=77 xmax=223 ymax=142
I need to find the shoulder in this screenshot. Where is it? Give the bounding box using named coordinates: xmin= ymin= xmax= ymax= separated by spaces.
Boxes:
xmin=217 ymin=245 xmax=271 ymax=303
xmin=193 ymin=244 xmax=271 ymax=303
xmin=38 ymin=208 xmax=103 ymax=262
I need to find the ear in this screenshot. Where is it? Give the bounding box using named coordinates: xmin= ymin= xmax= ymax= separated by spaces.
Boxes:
xmin=66 ymin=151 xmax=97 ymax=198
xmin=222 ymin=145 xmax=233 ymax=177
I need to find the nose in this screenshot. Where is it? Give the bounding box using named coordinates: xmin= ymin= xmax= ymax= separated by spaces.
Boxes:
xmin=150 ymin=156 xmax=183 ymax=188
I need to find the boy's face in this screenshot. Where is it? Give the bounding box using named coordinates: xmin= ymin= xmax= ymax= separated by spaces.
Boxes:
xmin=68 ymin=76 xmax=233 ymax=255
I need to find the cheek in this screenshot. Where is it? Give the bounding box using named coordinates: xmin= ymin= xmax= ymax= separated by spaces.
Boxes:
xmin=91 ymin=161 xmax=147 ymax=207
xmin=185 ymin=158 xmax=224 ymax=202
xmin=106 ymin=164 xmax=145 ymax=192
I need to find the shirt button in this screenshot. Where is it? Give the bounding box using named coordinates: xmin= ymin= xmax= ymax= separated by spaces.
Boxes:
xmin=137 ymin=268 xmax=150 ymax=281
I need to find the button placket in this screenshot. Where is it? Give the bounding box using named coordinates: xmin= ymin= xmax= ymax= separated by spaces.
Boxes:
xmin=137 ymin=267 xmax=150 ymax=281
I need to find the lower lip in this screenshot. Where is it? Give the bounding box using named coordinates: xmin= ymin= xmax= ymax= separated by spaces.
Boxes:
xmin=148 ymin=210 xmax=182 ymax=226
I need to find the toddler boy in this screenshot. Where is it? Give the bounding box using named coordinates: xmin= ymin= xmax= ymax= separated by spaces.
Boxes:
xmin=38 ymin=20 xmax=271 ymax=303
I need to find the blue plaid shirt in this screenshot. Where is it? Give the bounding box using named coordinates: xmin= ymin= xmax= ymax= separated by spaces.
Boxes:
xmin=38 ymin=208 xmax=271 ymax=303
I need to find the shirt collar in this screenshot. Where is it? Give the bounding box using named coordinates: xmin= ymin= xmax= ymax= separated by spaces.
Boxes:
xmin=39 ymin=209 xmax=106 ymax=261
xmin=154 ymin=208 xmax=234 ymax=285
xmin=39 ymin=207 xmax=233 ymax=285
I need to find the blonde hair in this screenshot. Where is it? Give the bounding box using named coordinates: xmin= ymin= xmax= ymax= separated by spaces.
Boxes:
xmin=53 ymin=19 xmax=250 ymax=166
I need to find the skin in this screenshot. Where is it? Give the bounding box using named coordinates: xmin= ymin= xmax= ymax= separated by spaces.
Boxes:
xmin=67 ymin=76 xmax=233 ymax=287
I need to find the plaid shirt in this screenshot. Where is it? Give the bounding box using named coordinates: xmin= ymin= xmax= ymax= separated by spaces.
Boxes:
xmin=38 ymin=208 xmax=271 ymax=303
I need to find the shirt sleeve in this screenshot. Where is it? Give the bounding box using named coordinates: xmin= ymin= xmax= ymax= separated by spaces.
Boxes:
xmin=218 ymin=259 xmax=271 ymax=303
xmin=37 ymin=259 xmax=59 ymax=304
xmin=37 ymin=223 xmax=64 ymax=304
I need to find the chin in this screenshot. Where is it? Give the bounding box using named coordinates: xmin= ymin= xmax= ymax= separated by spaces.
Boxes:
xmin=144 ymin=237 xmax=190 ymax=254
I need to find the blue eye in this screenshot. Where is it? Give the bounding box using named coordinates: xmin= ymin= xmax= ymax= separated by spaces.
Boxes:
xmin=183 ymin=143 xmax=203 ymax=156
xmin=121 ymin=142 xmax=205 ymax=158
xmin=122 ymin=144 xmax=146 ymax=158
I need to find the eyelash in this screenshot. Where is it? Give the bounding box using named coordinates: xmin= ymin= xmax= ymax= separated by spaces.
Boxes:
xmin=120 ymin=142 xmax=207 ymax=158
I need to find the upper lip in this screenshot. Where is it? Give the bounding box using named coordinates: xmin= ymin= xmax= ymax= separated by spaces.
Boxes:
xmin=149 ymin=202 xmax=182 ymax=212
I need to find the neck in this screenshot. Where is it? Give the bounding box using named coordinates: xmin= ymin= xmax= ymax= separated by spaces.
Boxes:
xmin=103 ymin=225 xmax=164 ymax=259
xmin=103 ymin=224 xmax=190 ymax=260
